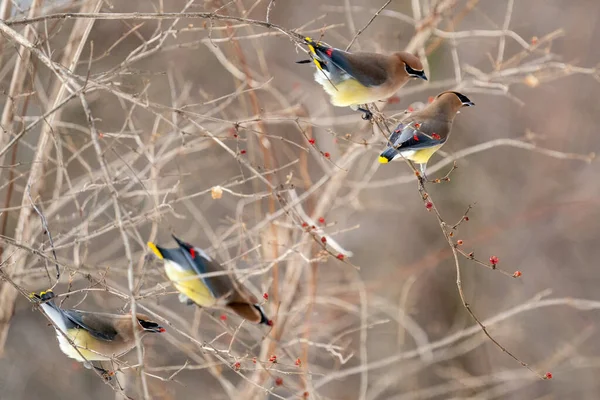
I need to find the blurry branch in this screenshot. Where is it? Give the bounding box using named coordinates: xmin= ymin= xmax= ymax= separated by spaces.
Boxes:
xmin=5 ymin=11 xmax=309 ymax=45
xmin=0 ymin=0 xmax=42 ymax=167
xmin=308 ymin=291 xmax=600 ymax=392
xmin=26 ymin=184 xmax=60 ymax=282
xmin=495 ymin=0 xmax=515 ymax=68
xmin=346 ymin=0 xmax=392 ymax=51
xmin=346 ymin=137 xmax=594 ymax=191
xmin=80 ymin=92 xmax=151 ymax=399
xmin=0 ymin=0 xmax=103 ymax=356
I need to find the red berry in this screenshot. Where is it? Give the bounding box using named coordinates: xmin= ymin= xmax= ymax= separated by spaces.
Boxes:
xmin=463 ymin=216 xmax=469 ymax=221
xmin=301 ymin=222 xmax=308 ymax=228
xmin=233 ymin=361 xmax=241 ymax=370
xmin=275 ymin=377 xmax=283 ymax=386
xmin=431 ymin=133 xmax=441 ymax=140
xmin=489 ymin=256 xmax=499 ymax=265
xmin=425 ymin=201 xmax=433 ymax=210
xmin=220 ymin=314 xmax=227 ymax=321
xmin=308 ymin=138 xmax=315 ymax=145
xmin=318 ymin=217 xmax=325 ymax=224
xmin=336 ymin=254 xmax=344 ymax=260
xmin=267 ymin=319 xmax=273 ymax=326
xmin=295 ymin=358 xmax=301 ymax=366
xmin=303 ymin=392 xmax=309 ymax=398
xmin=324 ymin=152 xmax=330 ymax=158
xmin=269 ymin=355 xmax=277 ymax=362
xmin=456 ymin=240 xmax=463 ymax=245
xmin=414 ymin=123 xmax=421 ymax=128
xmin=321 ymin=236 xmax=327 ymax=243
xmin=413 ymin=134 xmax=419 ymax=141
xmin=233 ymin=133 xmax=238 ymax=138
xmin=252 ymin=357 xmax=257 ymax=364
xmin=545 ymin=372 xmax=552 ymax=379
xmin=263 ymin=292 xmax=269 ymax=300
xmin=240 ymin=149 xmax=247 ymax=155
xmin=513 ymin=270 xmax=522 ymax=278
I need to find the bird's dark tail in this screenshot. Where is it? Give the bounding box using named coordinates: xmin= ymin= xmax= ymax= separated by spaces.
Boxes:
xmin=297 ymin=37 xmax=333 ymax=71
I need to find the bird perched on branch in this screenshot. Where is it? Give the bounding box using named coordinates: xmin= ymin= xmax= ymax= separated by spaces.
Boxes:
xmin=298 ymin=37 xmax=427 ymax=120
xmin=148 ymin=235 xmax=272 ymax=326
xmin=378 ymin=91 xmax=475 ymax=179
xmin=32 ymin=290 xmax=164 ymax=375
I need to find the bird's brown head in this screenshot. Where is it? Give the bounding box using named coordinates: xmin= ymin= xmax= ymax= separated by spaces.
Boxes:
xmin=136 ymin=313 xmax=165 ymax=333
xmin=433 ymin=91 xmax=474 ymax=115
xmin=394 ymin=52 xmax=427 ymax=81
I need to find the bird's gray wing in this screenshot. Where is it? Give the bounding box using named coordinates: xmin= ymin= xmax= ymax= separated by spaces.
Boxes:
xmin=61 ymin=310 xmax=119 ymax=341
xmin=171 ymin=236 xmax=259 ymax=305
xmin=386 ymin=122 xmax=445 ymax=151
xmin=329 ymin=50 xmax=389 ymax=87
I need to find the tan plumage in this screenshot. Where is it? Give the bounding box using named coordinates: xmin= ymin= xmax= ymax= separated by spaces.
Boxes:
xmin=32 ymin=291 xmax=164 ymax=367
xmin=301 ymin=37 xmax=427 ymax=119
xmin=378 ymin=91 xmax=475 ymax=178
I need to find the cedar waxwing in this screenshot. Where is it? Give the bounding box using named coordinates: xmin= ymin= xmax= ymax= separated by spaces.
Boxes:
xmin=147 ymin=235 xmax=272 ymax=326
xmin=378 ymin=91 xmax=474 ymax=179
xmin=32 ymin=290 xmax=164 ymax=371
xmin=299 ymin=37 xmax=427 ymax=119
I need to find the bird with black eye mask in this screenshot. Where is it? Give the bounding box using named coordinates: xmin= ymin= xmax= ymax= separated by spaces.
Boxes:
xmin=378 ymin=91 xmax=475 ymax=180
xmin=298 ymin=37 xmax=427 ymax=120
xmin=32 ymin=290 xmax=164 ymax=376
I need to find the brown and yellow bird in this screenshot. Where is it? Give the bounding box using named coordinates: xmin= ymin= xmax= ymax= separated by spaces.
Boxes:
xmin=32 ymin=290 xmax=164 ymax=372
xmin=148 ymin=235 xmax=271 ymax=326
xmin=299 ymin=37 xmax=427 ymax=119
xmin=378 ymin=91 xmax=474 ymax=179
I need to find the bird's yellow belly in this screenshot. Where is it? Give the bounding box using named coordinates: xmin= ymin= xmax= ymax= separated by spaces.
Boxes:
xmin=316 ymin=74 xmax=385 ymax=107
xmin=404 ymin=145 xmax=442 ymax=164
xmin=164 ymin=261 xmax=216 ymax=307
xmin=60 ymin=329 xmax=111 ymax=362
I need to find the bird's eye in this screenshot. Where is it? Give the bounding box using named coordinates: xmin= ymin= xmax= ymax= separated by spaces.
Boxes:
xmin=405 ymin=64 xmax=425 ymax=78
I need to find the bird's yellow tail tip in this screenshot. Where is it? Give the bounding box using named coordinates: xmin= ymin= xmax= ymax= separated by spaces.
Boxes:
xmin=147 ymin=242 xmax=163 ymax=260
xmin=378 ymin=156 xmax=389 ymax=164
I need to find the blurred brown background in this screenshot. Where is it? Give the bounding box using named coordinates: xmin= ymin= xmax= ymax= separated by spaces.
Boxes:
xmin=0 ymin=0 xmax=599 ymax=399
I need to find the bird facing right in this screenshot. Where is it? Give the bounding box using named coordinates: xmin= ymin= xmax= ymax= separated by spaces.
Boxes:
xmin=148 ymin=235 xmax=272 ymax=326
xmin=32 ymin=290 xmax=164 ymax=373
xmin=299 ymin=37 xmax=427 ymax=119
xmin=378 ymin=91 xmax=475 ymax=179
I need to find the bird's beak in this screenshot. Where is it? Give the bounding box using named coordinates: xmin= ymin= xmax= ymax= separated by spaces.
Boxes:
xmin=147 ymin=242 xmax=164 ymax=260
xmin=462 ymin=101 xmax=475 ymax=107
xmin=414 ymin=70 xmax=428 ymax=81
